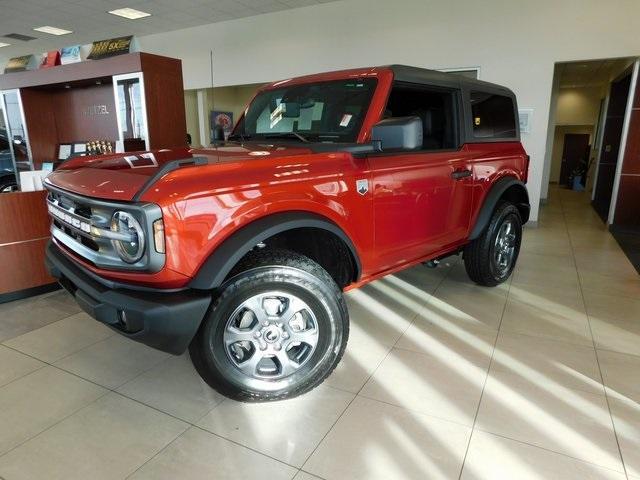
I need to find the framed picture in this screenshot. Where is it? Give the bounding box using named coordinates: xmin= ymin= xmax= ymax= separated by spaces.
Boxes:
xmin=518 ymin=108 xmax=533 ymax=134
xmin=58 ymin=144 xmax=73 ymax=160
xmin=210 ymin=111 xmax=234 ymax=141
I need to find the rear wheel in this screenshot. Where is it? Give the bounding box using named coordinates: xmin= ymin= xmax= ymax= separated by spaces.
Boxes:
xmin=189 ymin=249 xmax=348 ymax=402
xmin=464 ymin=202 xmax=522 ymax=286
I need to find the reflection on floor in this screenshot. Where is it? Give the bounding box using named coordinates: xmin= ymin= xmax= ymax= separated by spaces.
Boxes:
xmin=0 ymin=187 xmax=639 ymax=479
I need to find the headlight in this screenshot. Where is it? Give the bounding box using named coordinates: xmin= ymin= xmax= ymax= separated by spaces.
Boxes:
xmin=110 ymin=211 xmax=145 ymax=263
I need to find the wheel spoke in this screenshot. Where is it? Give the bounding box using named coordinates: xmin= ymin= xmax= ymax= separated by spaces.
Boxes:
xmin=275 ymin=349 xmax=300 ymax=377
xmin=242 ymin=296 xmax=269 ymax=324
xmin=281 ymin=296 xmax=309 ymax=323
xmin=225 ymin=327 xmax=257 ymax=346
xmin=289 ymin=327 xmax=319 ymax=348
xmin=236 ymin=351 xmax=263 ymax=376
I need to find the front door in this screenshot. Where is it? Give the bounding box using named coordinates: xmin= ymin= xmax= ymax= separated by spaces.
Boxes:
xmin=370 ymin=150 xmax=474 ymax=271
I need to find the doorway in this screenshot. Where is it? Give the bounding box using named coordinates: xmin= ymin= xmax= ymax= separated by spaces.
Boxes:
xmin=542 ymin=57 xmax=636 ymax=218
xmin=559 ymin=133 xmax=591 ymax=186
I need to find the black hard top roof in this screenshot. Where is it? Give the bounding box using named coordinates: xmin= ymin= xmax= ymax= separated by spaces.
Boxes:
xmin=387 ymin=64 xmax=515 ymax=97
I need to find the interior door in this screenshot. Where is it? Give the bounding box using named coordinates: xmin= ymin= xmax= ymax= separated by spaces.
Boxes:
xmin=370 ymin=151 xmax=473 ymax=271
xmin=593 ymin=72 xmax=631 ymax=221
xmin=559 ymin=133 xmax=590 ymax=186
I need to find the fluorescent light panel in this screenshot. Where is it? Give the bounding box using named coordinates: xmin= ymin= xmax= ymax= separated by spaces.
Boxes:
xmin=108 ymin=8 xmax=151 ymax=19
xmin=34 ymin=26 xmax=73 ymax=35
xmin=0 ymin=42 xmax=10 ymax=48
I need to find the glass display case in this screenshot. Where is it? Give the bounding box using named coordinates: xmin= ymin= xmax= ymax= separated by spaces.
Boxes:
xmin=0 ymin=89 xmax=31 ymax=191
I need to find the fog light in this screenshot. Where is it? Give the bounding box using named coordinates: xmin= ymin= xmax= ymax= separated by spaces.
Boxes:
xmin=153 ymin=219 xmax=165 ymax=254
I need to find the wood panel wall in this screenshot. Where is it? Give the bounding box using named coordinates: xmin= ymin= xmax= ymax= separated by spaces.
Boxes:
xmin=0 ymin=191 xmax=55 ymax=297
xmin=141 ymin=54 xmax=187 ymax=150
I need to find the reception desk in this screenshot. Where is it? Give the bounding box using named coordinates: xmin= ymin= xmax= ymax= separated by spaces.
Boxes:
xmin=0 ymin=190 xmax=57 ymax=302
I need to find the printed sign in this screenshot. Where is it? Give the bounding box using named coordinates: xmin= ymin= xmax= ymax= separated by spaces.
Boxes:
xmin=87 ymin=36 xmax=134 ymax=60
xmin=41 ymin=51 xmax=61 ymax=69
xmin=4 ymin=55 xmax=36 ymax=73
xmin=60 ymin=45 xmax=82 ymax=65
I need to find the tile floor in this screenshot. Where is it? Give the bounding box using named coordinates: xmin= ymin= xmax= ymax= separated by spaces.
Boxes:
xmin=0 ymin=187 xmax=639 ymax=479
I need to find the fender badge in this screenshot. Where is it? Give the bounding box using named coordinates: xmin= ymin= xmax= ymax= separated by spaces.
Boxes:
xmin=356 ymin=179 xmax=369 ymax=195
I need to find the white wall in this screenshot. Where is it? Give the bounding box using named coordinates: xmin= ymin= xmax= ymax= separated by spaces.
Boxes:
xmin=555 ymin=87 xmax=604 ymax=126
xmin=135 ymin=0 xmax=640 ymax=221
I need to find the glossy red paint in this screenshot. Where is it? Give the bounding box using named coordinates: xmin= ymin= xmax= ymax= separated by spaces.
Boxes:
xmin=45 ymin=66 xmax=527 ymax=290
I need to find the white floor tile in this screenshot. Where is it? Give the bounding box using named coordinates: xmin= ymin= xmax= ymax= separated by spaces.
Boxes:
xmin=475 ymin=372 xmax=623 ymax=472
xmin=129 ymin=426 xmax=297 ymax=480
xmin=3 ymin=312 xmax=113 ymax=363
xmin=304 ymin=396 xmax=471 ymax=480
xmin=361 ymin=346 xmax=490 ymax=426
xmin=197 ymin=385 xmax=354 ymax=467
xmin=54 ymin=334 xmax=169 ymax=389
xmin=0 ymin=345 xmax=44 ymax=388
xmin=0 ymin=366 xmax=106 ymax=455
xmin=491 ymin=333 xmax=603 ymax=394
xmin=0 ymin=392 xmax=187 ymax=480
xmin=461 ymin=430 xmax=627 ymax=480
xmin=117 ymin=354 xmax=225 ymax=423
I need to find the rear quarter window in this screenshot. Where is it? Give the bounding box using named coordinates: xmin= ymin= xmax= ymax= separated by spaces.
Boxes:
xmin=470 ymin=91 xmax=517 ymax=139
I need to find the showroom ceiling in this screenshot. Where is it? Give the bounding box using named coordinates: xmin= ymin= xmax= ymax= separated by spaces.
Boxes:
xmin=0 ymin=0 xmax=338 ymax=60
xmin=557 ymin=58 xmax=633 ymax=88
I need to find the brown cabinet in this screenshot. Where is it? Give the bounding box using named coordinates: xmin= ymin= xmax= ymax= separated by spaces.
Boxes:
xmin=0 ymin=52 xmax=187 ymax=302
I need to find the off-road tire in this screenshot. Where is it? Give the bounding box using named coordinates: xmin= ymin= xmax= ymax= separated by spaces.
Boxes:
xmin=464 ymin=202 xmax=522 ymax=286
xmin=189 ymin=249 xmax=349 ymax=402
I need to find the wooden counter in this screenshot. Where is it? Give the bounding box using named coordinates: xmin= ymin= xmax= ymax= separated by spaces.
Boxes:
xmin=0 ymin=190 xmax=57 ymax=302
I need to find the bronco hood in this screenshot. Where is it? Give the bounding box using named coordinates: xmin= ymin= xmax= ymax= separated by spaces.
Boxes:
xmin=45 ymin=143 xmax=315 ymax=201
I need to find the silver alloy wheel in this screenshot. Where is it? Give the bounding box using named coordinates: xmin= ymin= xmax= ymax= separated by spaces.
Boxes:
xmin=494 ymin=219 xmax=516 ymax=275
xmin=223 ymin=291 xmax=319 ymax=380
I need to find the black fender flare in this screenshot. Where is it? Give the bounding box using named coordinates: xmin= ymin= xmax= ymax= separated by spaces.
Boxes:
xmin=189 ymin=211 xmax=362 ymax=290
xmin=469 ymin=177 xmax=530 ymax=240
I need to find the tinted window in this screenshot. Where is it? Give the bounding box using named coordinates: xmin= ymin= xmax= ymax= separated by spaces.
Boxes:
xmin=470 ymin=91 xmax=517 ymax=139
xmin=385 ymin=84 xmax=458 ymax=150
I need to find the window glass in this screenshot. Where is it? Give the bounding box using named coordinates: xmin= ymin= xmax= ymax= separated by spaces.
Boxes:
xmin=470 ymin=92 xmax=516 ymax=139
xmin=384 ymin=84 xmax=457 ymax=150
xmin=234 ymin=79 xmax=377 ymax=143
xmin=116 ymin=77 xmax=146 ymax=141
xmin=2 ymin=91 xmax=31 ymax=175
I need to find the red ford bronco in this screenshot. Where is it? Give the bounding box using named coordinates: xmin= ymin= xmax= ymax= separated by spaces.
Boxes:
xmin=45 ymin=65 xmax=529 ymax=401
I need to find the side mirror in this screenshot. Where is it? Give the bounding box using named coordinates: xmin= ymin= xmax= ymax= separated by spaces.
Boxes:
xmin=371 ymin=116 xmax=423 ymax=151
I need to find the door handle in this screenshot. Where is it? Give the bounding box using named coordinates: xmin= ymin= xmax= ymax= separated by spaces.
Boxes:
xmin=451 ymin=169 xmax=472 ymax=180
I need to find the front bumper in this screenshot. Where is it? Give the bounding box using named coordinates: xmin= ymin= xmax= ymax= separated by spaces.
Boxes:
xmin=45 ymin=240 xmax=211 ymax=354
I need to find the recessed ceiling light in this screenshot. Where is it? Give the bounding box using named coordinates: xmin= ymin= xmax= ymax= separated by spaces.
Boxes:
xmin=0 ymin=42 xmax=10 ymax=48
xmin=108 ymin=8 xmax=151 ymax=19
xmin=34 ymin=26 xmax=73 ymax=36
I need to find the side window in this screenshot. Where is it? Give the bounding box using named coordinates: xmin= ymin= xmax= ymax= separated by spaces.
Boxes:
xmin=470 ymin=91 xmax=517 ymax=139
xmin=384 ymin=84 xmax=458 ymax=150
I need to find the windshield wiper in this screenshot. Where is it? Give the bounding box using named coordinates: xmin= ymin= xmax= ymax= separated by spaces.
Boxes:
xmin=263 ymin=132 xmax=309 ymax=143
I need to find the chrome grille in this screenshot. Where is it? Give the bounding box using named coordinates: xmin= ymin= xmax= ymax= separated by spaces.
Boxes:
xmin=45 ymin=184 xmax=165 ymax=272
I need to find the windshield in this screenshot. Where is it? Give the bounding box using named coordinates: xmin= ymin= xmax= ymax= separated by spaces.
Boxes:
xmin=232 ymin=78 xmax=377 ymax=143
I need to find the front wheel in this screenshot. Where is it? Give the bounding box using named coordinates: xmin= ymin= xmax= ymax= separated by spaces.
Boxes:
xmin=189 ymin=249 xmax=348 ymax=402
xmin=464 ymin=202 xmax=522 ymax=286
